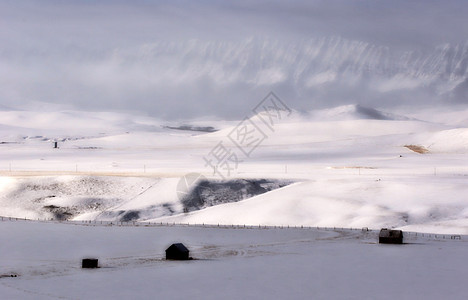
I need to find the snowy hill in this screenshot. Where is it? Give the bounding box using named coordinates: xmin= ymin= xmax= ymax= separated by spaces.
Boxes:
xmin=424 ymin=128 xmax=468 ymax=153
xmin=0 ymin=176 xmax=291 ymax=223
xmin=307 ymin=104 xmax=414 ymax=121
xmin=1 ymin=106 xmax=468 ymax=234
xmin=155 ymin=175 xmax=468 ymax=235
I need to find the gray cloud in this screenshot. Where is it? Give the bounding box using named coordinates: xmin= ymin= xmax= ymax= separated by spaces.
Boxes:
xmin=1 ymin=0 xmax=468 ymax=119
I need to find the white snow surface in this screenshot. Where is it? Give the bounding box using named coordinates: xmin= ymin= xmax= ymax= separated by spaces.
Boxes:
xmin=0 ymin=220 xmax=467 ymax=300
xmin=1 ymin=105 xmax=468 ymax=299
xmin=0 ymin=105 xmax=468 ymax=234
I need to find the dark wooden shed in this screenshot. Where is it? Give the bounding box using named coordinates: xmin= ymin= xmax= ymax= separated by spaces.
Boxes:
xmin=379 ymin=228 xmax=403 ymax=244
xmin=82 ymin=258 xmax=99 ymax=268
xmin=166 ymin=243 xmax=190 ymax=260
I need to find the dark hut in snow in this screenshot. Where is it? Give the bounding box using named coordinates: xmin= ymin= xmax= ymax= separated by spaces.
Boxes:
xmin=166 ymin=243 xmax=190 ymax=260
xmin=82 ymin=258 xmax=99 ymax=268
xmin=379 ymin=228 xmax=403 ymax=244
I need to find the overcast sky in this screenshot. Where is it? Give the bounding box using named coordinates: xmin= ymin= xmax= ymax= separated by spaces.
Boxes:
xmin=1 ymin=0 xmax=468 ymax=119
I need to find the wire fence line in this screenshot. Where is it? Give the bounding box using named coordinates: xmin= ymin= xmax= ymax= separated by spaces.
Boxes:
xmin=2 ymin=162 xmax=468 ymax=178
xmin=0 ymin=216 xmax=463 ymax=241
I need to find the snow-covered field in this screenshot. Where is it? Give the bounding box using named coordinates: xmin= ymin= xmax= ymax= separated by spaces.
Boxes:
xmin=1 ymin=220 xmax=467 ymax=300
xmin=1 ymin=105 xmax=468 ymax=298
xmin=1 ymin=105 xmax=467 ymax=234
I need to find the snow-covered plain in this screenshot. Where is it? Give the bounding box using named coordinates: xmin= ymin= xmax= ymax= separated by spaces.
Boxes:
xmin=1 ymin=105 xmax=468 ymax=298
xmin=1 ymin=220 xmax=468 ymax=300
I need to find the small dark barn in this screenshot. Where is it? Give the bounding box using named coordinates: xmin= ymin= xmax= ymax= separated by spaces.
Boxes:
xmin=379 ymin=228 xmax=403 ymax=244
xmin=166 ymin=243 xmax=190 ymax=260
xmin=82 ymin=258 xmax=99 ymax=268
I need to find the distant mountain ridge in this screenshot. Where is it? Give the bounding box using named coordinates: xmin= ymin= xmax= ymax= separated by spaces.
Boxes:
xmin=126 ymin=37 xmax=468 ymax=98
xmin=2 ymin=37 xmax=468 ymax=117
xmin=307 ymin=104 xmax=414 ymax=121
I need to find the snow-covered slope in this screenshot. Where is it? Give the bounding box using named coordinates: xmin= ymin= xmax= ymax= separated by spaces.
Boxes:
xmin=307 ymin=104 xmax=415 ymax=121
xmin=155 ymin=176 xmax=468 ymax=235
xmin=1 ymin=105 xmax=468 ymax=234
xmin=424 ymin=128 xmax=468 ymax=153
xmin=206 ymin=104 xmax=447 ymax=149
xmin=0 ymin=176 xmax=290 ymax=223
